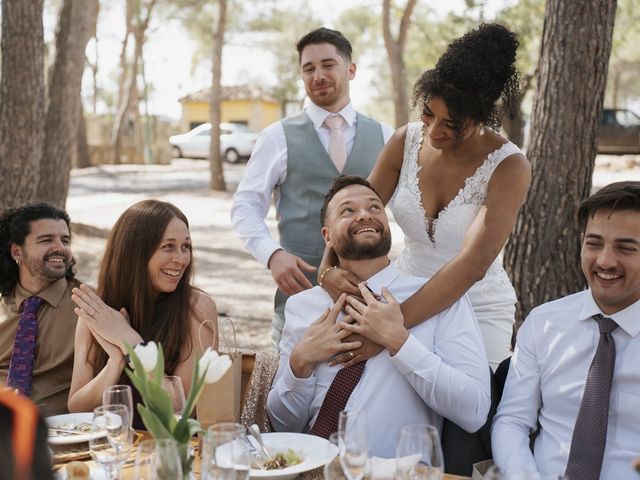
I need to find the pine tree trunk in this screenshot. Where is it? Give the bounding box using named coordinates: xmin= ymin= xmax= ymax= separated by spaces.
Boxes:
xmin=111 ymin=0 xmax=156 ymax=165
xmin=39 ymin=0 xmax=98 ymax=208
xmin=76 ymin=102 xmax=92 ymax=169
xmin=504 ymin=0 xmax=617 ymax=329
xmin=502 ymin=103 xmax=525 ymax=148
xmin=382 ymin=0 xmax=416 ymax=128
xmin=0 ymin=0 xmax=45 ymax=207
xmin=209 ymin=0 xmax=227 ymax=192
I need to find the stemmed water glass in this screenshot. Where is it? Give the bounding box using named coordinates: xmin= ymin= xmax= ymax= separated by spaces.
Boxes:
xmin=338 ymin=409 xmax=369 ymax=480
xmin=395 ymin=424 xmax=443 ymax=480
xmin=323 ymin=432 xmax=346 ymax=479
xmin=133 ymin=438 xmax=183 ymax=479
xmin=201 ymin=422 xmax=251 ymax=480
xmin=103 ymin=384 xmax=134 ymax=430
xmin=89 ymin=404 xmax=132 ymax=480
xmin=162 ymin=375 xmax=186 ymax=419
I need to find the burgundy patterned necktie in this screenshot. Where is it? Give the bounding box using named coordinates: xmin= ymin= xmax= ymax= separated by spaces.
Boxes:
xmin=564 ymin=314 xmax=618 ymax=480
xmin=309 ymin=362 xmax=366 ymax=439
xmin=6 ymin=296 xmax=44 ymax=396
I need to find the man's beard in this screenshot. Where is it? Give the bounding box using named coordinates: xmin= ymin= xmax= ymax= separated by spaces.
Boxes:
xmin=22 ymin=250 xmax=71 ymax=282
xmin=333 ymin=228 xmax=392 ymax=261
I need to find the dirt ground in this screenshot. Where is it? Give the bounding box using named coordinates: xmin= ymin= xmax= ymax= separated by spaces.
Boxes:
xmin=67 ymin=155 xmax=640 ymax=353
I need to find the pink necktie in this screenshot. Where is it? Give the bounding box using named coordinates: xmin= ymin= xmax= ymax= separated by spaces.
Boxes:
xmin=324 ymin=115 xmax=347 ymax=173
xmin=309 ymin=362 xmax=366 ymax=438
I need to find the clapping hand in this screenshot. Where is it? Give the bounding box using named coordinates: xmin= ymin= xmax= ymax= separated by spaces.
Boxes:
xmin=72 ymin=284 xmax=143 ymax=356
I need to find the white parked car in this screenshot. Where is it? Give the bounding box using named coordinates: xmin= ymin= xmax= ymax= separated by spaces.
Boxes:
xmin=169 ymin=122 xmax=259 ymax=163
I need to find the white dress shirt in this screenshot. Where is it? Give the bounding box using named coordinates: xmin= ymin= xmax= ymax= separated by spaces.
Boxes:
xmin=267 ymin=263 xmax=491 ymax=458
xmin=492 ymin=290 xmax=640 ymax=479
xmin=230 ymin=102 xmax=394 ymax=267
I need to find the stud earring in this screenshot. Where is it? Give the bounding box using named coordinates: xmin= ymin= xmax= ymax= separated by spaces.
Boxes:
xmin=479 ymin=124 xmax=485 ymax=136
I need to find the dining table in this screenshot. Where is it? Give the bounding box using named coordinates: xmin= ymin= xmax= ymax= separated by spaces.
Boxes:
xmin=51 ymin=431 xmax=471 ymax=479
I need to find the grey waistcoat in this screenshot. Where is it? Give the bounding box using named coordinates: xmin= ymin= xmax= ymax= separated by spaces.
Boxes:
xmin=279 ymin=111 xmax=385 ymax=270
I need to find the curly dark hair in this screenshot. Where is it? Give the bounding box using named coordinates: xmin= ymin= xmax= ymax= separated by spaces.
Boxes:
xmin=296 ymin=27 xmax=353 ymax=63
xmin=413 ymin=23 xmax=521 ymax=137
xmin=0 ymin=202 xmax=75 ymax=296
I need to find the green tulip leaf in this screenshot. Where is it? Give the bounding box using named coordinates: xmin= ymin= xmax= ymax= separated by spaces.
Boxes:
xmin=137 ymin=404 xmax=172 ymax=439
xmin=145 ymin=380 xmax=177 ymax=431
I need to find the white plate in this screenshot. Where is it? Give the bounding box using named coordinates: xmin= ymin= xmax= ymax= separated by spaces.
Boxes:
xmin=46 ymin=412 xmax=104 ymax=445
xmin=216 ymin=432 xmax=337 ymax=480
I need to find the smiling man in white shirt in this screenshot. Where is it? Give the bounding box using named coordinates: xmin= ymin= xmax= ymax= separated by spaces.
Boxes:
xmin=267 ymin=176 xmax=490 ymax=457
xmin=231 ymin=28 xmax=394 ymax=349
xmin=492 ymin=181 xmax=640 ymax=480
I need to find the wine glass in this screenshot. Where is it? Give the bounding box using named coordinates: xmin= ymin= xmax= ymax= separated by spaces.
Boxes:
xmin=395 ymin=424 xmax=443 ymax=480
xmin=103 ymin=384 xmax=134 ymax=430
xmin=323 ymin=432 xmax=346 ymax=479
xmin=133 ymin=438 xmax=182 ymax=479
xmin=89 ymin=404 xmax=131 ymax=479
xmin=202 ymin=422 xmax=251 ymax=480
xmin=338 ymin=409 xmax=369 ymax=480
xmin=162 ymin=375 xmax=186 ymax=419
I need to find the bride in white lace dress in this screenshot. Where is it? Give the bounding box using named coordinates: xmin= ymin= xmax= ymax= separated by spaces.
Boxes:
xmin=321 ymin=24 xmax=531 ymax=369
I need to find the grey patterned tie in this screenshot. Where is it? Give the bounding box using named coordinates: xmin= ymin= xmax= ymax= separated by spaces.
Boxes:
xmin=564 ymin=314 xmax=618 ymax=480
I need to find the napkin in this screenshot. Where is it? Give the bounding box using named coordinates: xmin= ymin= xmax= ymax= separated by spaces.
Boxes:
xmin=367 ymin=454 xmax=422 ymax=480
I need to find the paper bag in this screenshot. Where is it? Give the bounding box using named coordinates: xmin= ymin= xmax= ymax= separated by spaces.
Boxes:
xmin=196 ymin=318 xmax=242 ymax=429
xmin=472 ymin=459 xmax=495 ymax=480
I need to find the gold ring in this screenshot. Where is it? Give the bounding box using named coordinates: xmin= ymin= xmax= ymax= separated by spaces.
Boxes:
xmin=349 ymin=351 xmax=354 ymax=359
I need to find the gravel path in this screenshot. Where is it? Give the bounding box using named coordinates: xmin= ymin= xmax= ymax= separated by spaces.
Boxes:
xmin=67 ymin=155 xmax=639 ymax=352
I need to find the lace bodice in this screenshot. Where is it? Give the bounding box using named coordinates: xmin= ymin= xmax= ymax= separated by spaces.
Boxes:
xmin=390 ymin=122 xmax=520 ymax=302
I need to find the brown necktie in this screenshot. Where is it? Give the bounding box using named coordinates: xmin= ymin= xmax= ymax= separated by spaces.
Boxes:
xmin=324 ymin=115 xmax=347 ymax=173
xmin=564 ymin=314 xmax=618 ymax=480
xmin=309 ymin=362 xmax=366 ymax=439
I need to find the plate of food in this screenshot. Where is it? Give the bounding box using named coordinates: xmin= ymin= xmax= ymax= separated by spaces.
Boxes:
xmin=46 ymin=413 xmax=104 ymax=445
xmin=216 ymin=432 xmax=338 ymax=480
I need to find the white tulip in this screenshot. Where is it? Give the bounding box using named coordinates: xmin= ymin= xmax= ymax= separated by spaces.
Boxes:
xmin=198 ymin=347 xmax=232 ymax=384
xmin=134 ymin=341 xmax=158 ymax=372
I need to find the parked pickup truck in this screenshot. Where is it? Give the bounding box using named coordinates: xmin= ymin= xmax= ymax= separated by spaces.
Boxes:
xmin=597 ymin=108 xmax=640 ymax=155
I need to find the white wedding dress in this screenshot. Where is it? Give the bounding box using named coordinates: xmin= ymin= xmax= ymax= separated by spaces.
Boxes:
xmin=390 ymin=122 xmax=521 ymax=368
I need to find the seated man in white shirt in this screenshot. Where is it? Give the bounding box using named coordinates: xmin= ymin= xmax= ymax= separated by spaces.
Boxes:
xmin=267 ymin=175 xmax=491 ymax=458
xmin=492 ymin=181 xmax=640 ymax=479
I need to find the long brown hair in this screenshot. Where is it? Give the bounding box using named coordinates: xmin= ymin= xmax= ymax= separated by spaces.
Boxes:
xmin=90 ymin=200 xmax=195 ymax=374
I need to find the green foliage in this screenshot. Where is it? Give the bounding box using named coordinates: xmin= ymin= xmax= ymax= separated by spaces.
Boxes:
xmin=137 ymin=403 xmax=173 ymax=439
xmin=606 ymin=0 xmax=640 ymax=107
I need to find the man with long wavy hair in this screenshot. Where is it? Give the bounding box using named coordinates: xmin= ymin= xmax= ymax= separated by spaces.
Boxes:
xmin=0 ymin=202 xmax=80 ymax=415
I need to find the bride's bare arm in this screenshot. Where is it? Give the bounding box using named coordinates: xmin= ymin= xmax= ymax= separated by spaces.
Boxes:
xmin=368 ymin=126 xmax=406 ymax=205
xmin=399 ymin=152 xmax=531 ymax=326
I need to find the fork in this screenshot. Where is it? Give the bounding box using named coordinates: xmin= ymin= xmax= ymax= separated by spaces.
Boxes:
xmin=240 ymin=432 xmax=267 ymax=468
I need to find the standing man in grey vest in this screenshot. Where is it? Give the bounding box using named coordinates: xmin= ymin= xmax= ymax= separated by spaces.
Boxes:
xmin=231 ymin=27 xmax=394 ymax=349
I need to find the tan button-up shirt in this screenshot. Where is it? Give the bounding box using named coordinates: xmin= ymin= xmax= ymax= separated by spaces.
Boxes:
xmin=0 ymin=277 xmax=80 ymax=416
